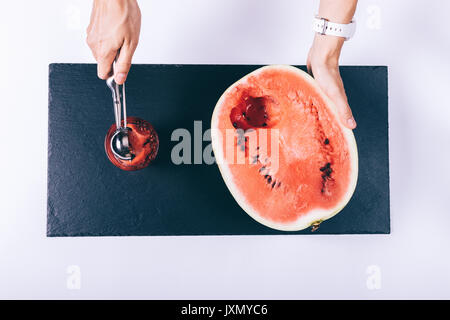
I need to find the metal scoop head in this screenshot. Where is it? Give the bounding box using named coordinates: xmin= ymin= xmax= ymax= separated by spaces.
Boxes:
xmin=110 ymin=127 xmax=132 ymax=161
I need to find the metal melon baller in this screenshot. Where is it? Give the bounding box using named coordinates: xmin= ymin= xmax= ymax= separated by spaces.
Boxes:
xmin=106 ymin=65 xmax=132 ymax=161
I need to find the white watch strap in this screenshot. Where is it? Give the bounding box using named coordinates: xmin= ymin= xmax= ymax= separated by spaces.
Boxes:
xmin=312 ymin=17 xmax=356 ymax=40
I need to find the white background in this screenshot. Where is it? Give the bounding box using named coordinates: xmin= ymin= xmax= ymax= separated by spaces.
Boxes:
xmin=1 ymin=0 xmax=449 ymax=299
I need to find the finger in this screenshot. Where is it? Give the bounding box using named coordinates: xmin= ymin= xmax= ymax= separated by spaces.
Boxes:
xmin=307 ymin=62 xmax=312 ymax=76
xmin=97 ymin=49 xmax=116 ymax=80
xmin=306 ymin=52 xmax=313 ymax=76
xmin=329 ymin=87 xmax=356 ymax=129
xmin=316 ymin=68 xmax=356 ymax=129
xmin=338 ymin=100 xmax=356 ymax=129
xmin=114 ymin=43 xmax=136 ymax=84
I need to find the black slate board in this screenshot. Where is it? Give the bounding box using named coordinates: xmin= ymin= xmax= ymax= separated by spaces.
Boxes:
xmin=47 ymin=64 xmax=390 ymax=236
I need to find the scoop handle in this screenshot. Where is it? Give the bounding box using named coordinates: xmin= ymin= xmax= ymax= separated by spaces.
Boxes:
xmin=106 ymin=54 xmax=128 ymax=130
xmin=106 ymin=76 xmax=122 ymax=130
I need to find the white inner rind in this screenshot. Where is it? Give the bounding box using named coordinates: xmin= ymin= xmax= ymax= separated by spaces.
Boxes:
xmin=211 ymin=65 xmax=359 ymax=232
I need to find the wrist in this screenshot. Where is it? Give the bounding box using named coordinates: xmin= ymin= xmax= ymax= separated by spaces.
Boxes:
xmin=310 ymin=33 xmax=344 ymax=67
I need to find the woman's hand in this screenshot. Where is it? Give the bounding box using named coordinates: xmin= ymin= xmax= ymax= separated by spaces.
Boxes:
xmin=307 ymin=34 xmax=356 ymax=129
xmin=86 ymin=0 xmax=141 ymax=84
xmin=308 ymin=0 xmax=358 ymax=129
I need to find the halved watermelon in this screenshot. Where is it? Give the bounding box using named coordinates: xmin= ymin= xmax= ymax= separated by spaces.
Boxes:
xmin=211 ymin=65 xmax=358 ymax=231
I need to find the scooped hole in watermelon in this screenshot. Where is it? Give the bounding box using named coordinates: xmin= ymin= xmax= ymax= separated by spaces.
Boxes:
xmin=229 ymin=92 xmax=280 ymax=130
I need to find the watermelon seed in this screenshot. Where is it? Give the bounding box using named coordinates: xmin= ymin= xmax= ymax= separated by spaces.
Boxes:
xmin=267 ymin=176 xmax=272 ymax=184
xmin=259 ymin=166 xmax=266 ymax=173
xmin=262 ymin=123 xmax=267 ymax=127
xmin=277 ymin=182 xmax=281 ymax=188
xmin=232 ymin=122 xmax=237 ymax=128
xmin=271 ymin=181 xmax=276 ymax=188
xmin=320 ymin=162 xmax=332 ymax=173
xmin=264 ymin=174 xmax=269 ymax=179
xmin=324 ymin=138 xmax=329 ymax=145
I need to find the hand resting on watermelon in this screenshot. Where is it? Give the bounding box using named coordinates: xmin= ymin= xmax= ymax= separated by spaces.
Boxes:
xmin=307 ymin=0 xmax=358 ymax=129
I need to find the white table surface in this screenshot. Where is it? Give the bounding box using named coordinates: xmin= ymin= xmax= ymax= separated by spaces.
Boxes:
xmin=0 ymin=0 xmax=449 ymax=299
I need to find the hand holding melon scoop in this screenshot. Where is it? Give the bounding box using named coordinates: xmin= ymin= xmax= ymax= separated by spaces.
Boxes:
xmin=104 ymin=60 xmax=158 ymax=171
xmin=86 ymin=1 xmax=157 ymax=170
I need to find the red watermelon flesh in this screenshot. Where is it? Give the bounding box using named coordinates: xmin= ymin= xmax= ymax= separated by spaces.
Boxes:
xmin=211 ymin=65 xmax=358 ymax=231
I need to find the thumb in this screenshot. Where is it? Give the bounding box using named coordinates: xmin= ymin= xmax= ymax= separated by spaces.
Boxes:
xmin=318 ymin=70 xmax=357 ymax=129
xmin=331 ymin=88 xmax=356 ymax=129
xmin=114 ymin=43 xmax=135 ymax=84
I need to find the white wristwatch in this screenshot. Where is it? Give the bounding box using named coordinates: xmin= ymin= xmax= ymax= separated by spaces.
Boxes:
xmin=312 ymin=16 xmax=356 ymax=40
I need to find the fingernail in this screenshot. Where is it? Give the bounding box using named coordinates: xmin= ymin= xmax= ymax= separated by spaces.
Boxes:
xmin=347 ymin=118 xmax=356 ymax=128
xmin=115 ymin=72 xmax=126 ymax=84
